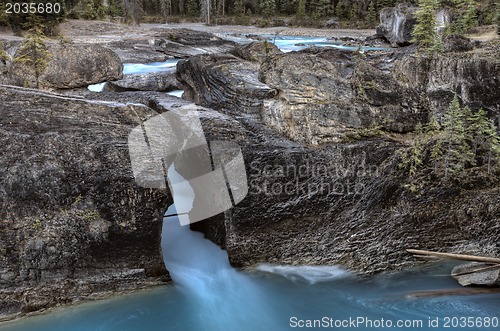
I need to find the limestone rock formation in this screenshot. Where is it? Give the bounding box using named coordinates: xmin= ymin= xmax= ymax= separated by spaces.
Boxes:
xmin=259 ymin=48 xmax=424 ymax=144
xmin=8 ymin=44 xmax=123 ymax=89
xmin=231 ymin=41 xmax=282 ymax=63
xmin=452 ymin=263 xmax=500 ymax=287
xmin=0 ymin=85 xmax=169 ymax=320
xmin=104 ymin=70 xmax=182 ymax=92
xmin=376 ymin=4 xmax=417 ymax=47
xmin=177 ymin=54 xmax=277 ymax=115
xmin=105 ymin=29 xmax=238 ymax=63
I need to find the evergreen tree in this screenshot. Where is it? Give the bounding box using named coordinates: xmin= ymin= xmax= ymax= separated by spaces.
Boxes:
xmin=398 ymin=123 xmax=425 ymax=181
xmin=0 ymin=2 xmax=9 ymax=27
xmin=449 ymin=0 xmax=477 ymax=35
xmin=466 ymin=107 xmax=489 ymax=155
xmin=187 ymin=0 xmax=200 ymax=16
xmin=467 ymin=108 xmax=500 ymax=173
xmin=261 ymin=0 xmax=276 ymax=17
xmin=234 ymin=0 xmax=244 ymax=16
xmin=412 ymin=0 xmax=439 ymax=49
xmin=367 ymin=0 xmax=378 ymax=23
xmin=296 ymin=0 xmax=306 ymax=19
xmin=440 ymin=95 xmax=475 ymax=177
xmin=483 ymin=120 xmax=500 ymax=173
xmin=122 ymin=0 xmax=143 ymax=24
xmin=14 ymin=21 xmax=52 ymax=89
xmin=462 ymin=0 xmax=477 ymax=32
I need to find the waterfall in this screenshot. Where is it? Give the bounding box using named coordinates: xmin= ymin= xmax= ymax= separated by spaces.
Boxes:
xmin=161 ymin=165 xmax=280 ymax=331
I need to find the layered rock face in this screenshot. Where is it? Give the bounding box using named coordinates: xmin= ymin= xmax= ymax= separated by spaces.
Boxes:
xmin=393 ymin=52 xmax=500 ymax=117
xmin=259 ymin=48 xmax=424 ymax=144
xmin=180 ymin=47 xmax=498 ymax=146
xmin=177 ymin=54 xmax=277 ymax=115
xmin=7 ymin=44 xmax=123 ymax=89
xmin=231 ymin=41 xmax=282 ymax=63
xmin=105 ymin=29 xmax=238 ymax=63
xmin=258 ymin=48 xmax=499 ymax=144
xmin=104 ymin=69 xmax=182 ymax=92
xmin=0 ymin=86 xmax=169 ymax=320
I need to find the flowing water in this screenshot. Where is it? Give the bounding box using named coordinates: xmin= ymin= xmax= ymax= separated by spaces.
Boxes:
xmin=2 ymin=166 xmax=499 ymax=330
xmin=266 ymin=35 xmax=390 ymax=52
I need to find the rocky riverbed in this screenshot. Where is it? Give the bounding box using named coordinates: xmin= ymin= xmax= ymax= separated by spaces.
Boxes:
xmin=0 ymin=19 xmax=499 ymax=321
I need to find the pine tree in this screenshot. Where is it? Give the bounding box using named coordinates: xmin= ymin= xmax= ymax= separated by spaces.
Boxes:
xmin=234 ymin=0 xmax=244 ymax=16
xmin=0 ymin=2 xmax=9 ymax=26
xmin=412 ymin=0 xmax=439 ymax=49
xmin=123 ymin=0 xmax=143 ymax=24
xmin=367 ymin=0 xmax=378 ymax=23
xmin=466 ymin=107 xmax=489 ymax=156
xmin=449 ymin=0 xmax=477 ymax=35
xmin=187 ymin=0 xmax=200 ymax=16
xmin=296 ymin=0 xmax=306 ymax=19
xmin=261 ymin=0 xmax=276 ymax=17
xmin=483 ymin=120 xmax=500 ymax=173
xmin=14 ymin=21 xmax=51 ymax=89
xmin=425 ymin=115 xmax=441 ymax=133
xmin=440 ymin=95 xmax=475 ymax=177
xmin=462 ymin=0 xmax=477 ymax=32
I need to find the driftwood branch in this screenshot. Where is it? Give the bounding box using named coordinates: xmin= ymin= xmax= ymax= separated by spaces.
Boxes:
xmin=451 ymin=264 xmax=500 ymax=277
xmin=406 ymin=249 xmax=500 ymax=264
xmin=406 ymin=288 xmax=500 ymax=299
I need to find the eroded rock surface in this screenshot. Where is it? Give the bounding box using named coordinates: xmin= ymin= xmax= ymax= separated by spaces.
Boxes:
xmin=0 ymin=85 xmax=169 ymax=320
xmin=177 ymin=54 xmax=277 ymax=115
xmin=8 ymin=44 xmax=123 ymax=89
xmin=376 ymin=4 xmax=417 ymax=47
xmin=231 ymin=41 xmax=282 ymax=63
xmin=104 ymin=70 xmax=182 ymax=92
xmin=452 ymin=263 xmax=500 ymax=287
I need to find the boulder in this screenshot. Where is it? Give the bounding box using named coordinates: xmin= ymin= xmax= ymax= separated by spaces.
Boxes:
xmin=376 ymin=3 xmax=417 ymax=47
xmin=8 ymin=43 xmax=123 ymax=89
xmin=452 ymin=263 xmax=500 ymax=287
xmin=176 ymin=54 xmax=277 ymax=115
xmin=0 ymin=85 xmax=169 ymax=320
xmin=104 ymin=70 xmax=182 ymax=92
xmin=444 ymin=34 xmax=475 ymax=52
xmin=324 ymin=18 xmax=340 ymax=29
xmin=231 ymin=41 xmax=282 ymax=63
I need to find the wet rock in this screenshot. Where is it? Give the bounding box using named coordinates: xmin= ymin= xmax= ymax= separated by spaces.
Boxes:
xmin=0 ymin=85 xmax=169 ymax=320
xmin=231 ymin=41 xmax=282 ymax=63
xmin=376 ymin=4 xmax=417 ymax=47
xmin=8 ymin=44 xmax=123 ymax=89
xmin=104 ymin=70 xmax=182 ymax=92
xmin=177 ymin=54 xmax=277 ymax=115
xmin=452 ymin=263 xmax=500 ymax=287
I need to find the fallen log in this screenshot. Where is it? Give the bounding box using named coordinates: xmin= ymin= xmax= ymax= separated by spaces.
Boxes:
xmin=406 ymin=288 xmax=500 ymax=299
xmin=451 ymin=264 xmax=500 ymax=277
xmin=406 ymin=249 xmax=500 ymax=264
